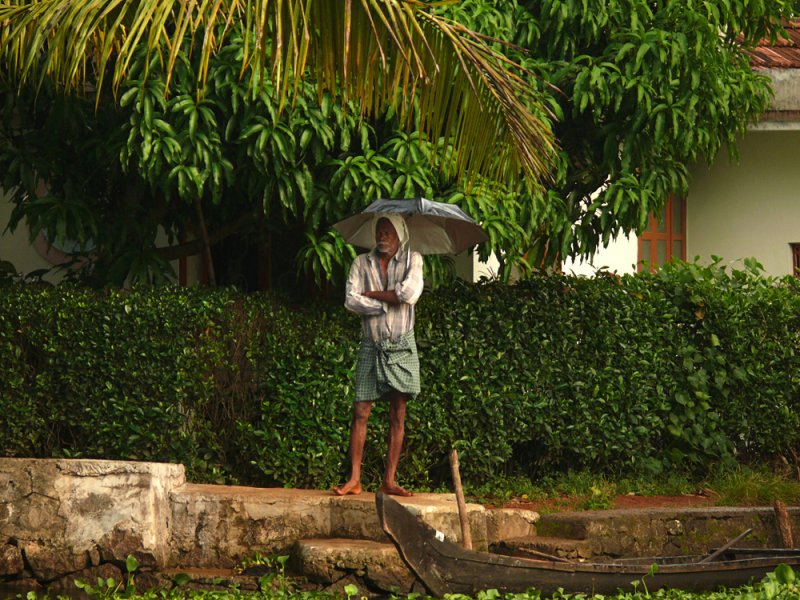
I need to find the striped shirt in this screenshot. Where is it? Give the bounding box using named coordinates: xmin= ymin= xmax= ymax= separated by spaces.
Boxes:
xmin=345 ymin=249 xmax=424 ymax=342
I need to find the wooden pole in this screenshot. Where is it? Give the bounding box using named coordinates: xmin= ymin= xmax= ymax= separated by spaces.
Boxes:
xmin=697 ymin=528 xmax=752 ymax=563
xmin=449 ymin=448 xmax=472 ymax=550
xmin=774 ymin=500 xmax=795 ymax=548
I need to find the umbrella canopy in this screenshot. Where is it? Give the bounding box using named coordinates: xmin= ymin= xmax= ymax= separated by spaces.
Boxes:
xmin=333 ymin=198 xmax=488 ymax=255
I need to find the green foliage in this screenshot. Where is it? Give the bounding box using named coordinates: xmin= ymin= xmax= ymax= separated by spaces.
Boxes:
xmin=0 ymin=19 xmax=546 ymax=290
xmin=3 ymin=0 xmax=794 ymax=291
xmin=74 ymin=554 xmax=139 ymax=599
xmin=40 ymin=567 xmax=800 ymax=599
xmin=1 ymin=262 xmax=799 ymax=489
xmin=433 ymin=0 xmax=794 ymax=263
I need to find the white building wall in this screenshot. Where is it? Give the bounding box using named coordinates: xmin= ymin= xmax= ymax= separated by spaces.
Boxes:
xmin=562 ymin=233 xmax=639 ymax=276
xmin=0 ymin=187 xmax=183 ymax=284
xmin=0 ymin=188 xmax=54 ymax=279
xmin=559 ymin=128 xmax=800 ymax=279
xmin=454 ymin=250 xmax=502 ymax=282
xmin=687 ymin=129 xmax=800 ymax=277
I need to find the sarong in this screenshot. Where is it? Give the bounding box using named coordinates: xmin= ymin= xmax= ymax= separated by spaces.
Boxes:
xmin=354 ymin=330 xmax=421 ymax=402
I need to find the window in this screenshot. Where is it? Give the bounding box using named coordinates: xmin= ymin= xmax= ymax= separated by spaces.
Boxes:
xmin=792 ymin=243 xmax=800 ymax=279
xmin=638 ymin=196 xmax=686 ymax=272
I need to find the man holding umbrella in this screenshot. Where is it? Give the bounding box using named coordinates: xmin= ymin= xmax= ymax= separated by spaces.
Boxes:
xmin=333 ymin=214 xmax=423 ymax=497
xmin=333 ymin=198 xmax=488 ymax=496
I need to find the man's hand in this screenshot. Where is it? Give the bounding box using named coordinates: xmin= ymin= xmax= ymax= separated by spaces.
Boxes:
xmin=362 ymin=290 xmax=400 ymax=305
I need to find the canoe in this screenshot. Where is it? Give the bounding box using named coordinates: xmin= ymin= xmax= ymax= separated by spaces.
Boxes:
xmin=376 ymin=492 xmax=800 ymax=596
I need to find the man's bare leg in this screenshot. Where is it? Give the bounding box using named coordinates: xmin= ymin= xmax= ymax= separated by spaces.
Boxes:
xmin=333 ymin=401 xmax=372 ymax=496
xmin=380 ymin=391 xmax=413 ymax=497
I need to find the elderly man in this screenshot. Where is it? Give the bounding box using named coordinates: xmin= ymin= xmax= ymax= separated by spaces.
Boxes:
xmin=333 ymin=215 xmax=424 ymax=497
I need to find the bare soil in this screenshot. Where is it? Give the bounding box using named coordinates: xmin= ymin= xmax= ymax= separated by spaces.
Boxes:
xmin=495 ymin=491 xmax=719 ymax=513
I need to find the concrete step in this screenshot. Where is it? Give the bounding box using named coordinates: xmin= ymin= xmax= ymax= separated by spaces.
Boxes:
xmin=329 ymin=492 xmax=489 ymax=548
xmin=486 ymin=507 xmax=540 ymax=542
xmin=291 ymin=538 xmax=419 ymax=595
xmin=169 ymin=486 xmax=519 ymax=566
xmin=170 ymin=485 xmax=334 ymax=567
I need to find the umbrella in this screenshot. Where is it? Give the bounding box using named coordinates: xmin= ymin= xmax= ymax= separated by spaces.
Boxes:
xmin=333 ymin=198 xmax=488 ymax=255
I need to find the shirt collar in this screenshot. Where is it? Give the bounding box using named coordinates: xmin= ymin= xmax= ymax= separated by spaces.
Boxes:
xmin=369 ymin=248 xmax=402 ymax=263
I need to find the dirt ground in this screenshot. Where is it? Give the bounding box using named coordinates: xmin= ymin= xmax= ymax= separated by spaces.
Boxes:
xmin=497 ymin=491 xmax=718 ymax=512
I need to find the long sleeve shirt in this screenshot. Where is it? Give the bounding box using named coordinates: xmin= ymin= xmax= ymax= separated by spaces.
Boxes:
xmin=345 ymin=249 xmax=424 ymax=342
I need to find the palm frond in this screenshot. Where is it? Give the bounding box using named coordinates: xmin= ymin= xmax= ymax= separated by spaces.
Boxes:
xmin=0 ymin=0 xmax=557 ymax=188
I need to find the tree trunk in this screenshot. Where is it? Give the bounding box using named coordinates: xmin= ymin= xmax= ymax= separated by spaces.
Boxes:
xmin=194 ymin=197 xmax=216 ymax=287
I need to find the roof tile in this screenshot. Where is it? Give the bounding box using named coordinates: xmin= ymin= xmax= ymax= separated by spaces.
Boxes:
xmin=749 ymin=20 xmax=800 ymax=69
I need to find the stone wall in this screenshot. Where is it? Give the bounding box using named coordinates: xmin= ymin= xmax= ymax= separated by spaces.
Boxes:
xmin=2 ymin=457 xmax=798 ymax=596
xmin=536 ymin=506 xmax=800 ymax=558
xmin=0 ymin=458 xmax=185 ymax=592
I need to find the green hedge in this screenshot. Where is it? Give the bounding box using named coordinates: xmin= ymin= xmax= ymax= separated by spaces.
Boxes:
xmin=1 ymin=260 xmax=798 ymax=488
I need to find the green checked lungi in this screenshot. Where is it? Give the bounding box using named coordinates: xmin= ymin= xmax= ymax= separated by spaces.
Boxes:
xmin=354 ymin=330 xmax=421 ymax=402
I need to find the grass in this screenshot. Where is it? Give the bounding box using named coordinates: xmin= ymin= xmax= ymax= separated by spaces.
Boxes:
xmin=708 ymin=465 xmax=800 ymax=506
xmin=464 ymin=465 xmax=800 ymax=512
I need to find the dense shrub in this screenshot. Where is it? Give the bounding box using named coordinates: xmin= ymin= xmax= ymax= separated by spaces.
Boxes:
xmin=1 ymin=260 xmax=798 ymax=488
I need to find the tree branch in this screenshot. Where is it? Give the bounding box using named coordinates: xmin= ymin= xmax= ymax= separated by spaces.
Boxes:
xmin=154 ymin=210 xmax=257 ymax=262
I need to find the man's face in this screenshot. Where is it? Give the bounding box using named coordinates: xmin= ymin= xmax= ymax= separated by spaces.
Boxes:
xmin=375 ymin=218 xmax=400 ymax=257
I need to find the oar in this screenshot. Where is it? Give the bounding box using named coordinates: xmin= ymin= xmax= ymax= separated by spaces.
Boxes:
xmin=697 ymin=528 xmax=753 ymax=563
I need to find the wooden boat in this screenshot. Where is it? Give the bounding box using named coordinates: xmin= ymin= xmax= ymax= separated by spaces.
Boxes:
xmin=376 ymin=492 xmax=800 ymax=596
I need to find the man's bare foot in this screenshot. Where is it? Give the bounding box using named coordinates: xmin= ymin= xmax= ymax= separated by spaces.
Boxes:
xmin=332 ymin=481 xmax=362 ymax=496
xmin=380 ymin=484 xmax=413 ymax=497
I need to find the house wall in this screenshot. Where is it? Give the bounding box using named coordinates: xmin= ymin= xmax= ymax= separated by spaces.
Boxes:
xmin=0 ymin=187 xmax=185 ymax=284
xmin=687 ymin=129 xmax=800 ymax=277
xmin=0 ymin=188 xmax=54 ymax=279
xmin=454 ymin=250 xmax=502 ymax=281
xmin=563 ymin=233 xmax=638 ymax=276
xmin=556 ymin=128 xmax=800 ymax=279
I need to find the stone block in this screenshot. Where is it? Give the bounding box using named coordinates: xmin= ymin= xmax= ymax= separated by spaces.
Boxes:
xmin=98 ymin=527 xmax=157 ymax=568
xmin=398 ymin=495 xmax=488 ymax=551
xmin=486 ymin=508 xmax=539 ymax=543
xmin=1 ymin=458 xmax=185 ymax=582
xmin=0 ymin=543 xmax=24 ymax=577
xmin=331 ymin=493 xmax=488 ymax=550
xmin=21 ymin=541 xmax=88 ymax=582
xmin=293 ymin=538 xmax=415 ymax=593
xmin=169 ymin=485 xmax=332 ymax=568
xmin=329 ymin=495 xmax=386 ymax=541
xmin=0 ymin=578 xmax=43 ymax=597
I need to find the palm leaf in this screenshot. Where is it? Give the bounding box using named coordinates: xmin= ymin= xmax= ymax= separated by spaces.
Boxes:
xmin=0 ymin=0 xmax=557 ymax=188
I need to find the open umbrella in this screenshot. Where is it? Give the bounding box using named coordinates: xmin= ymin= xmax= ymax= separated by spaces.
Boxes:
xmin=333 ymin=197 xmax=488 ymax=255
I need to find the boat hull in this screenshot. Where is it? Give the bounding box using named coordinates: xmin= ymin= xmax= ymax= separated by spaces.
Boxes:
xmin=376 ymin=493 xmax=800 ymax=596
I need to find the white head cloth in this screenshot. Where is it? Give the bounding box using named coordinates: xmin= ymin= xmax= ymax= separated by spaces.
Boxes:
xmin=374 ymin=213 xmax=409 ymax=248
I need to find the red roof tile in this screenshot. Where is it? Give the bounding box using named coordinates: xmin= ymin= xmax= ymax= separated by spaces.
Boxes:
xmin=749 ymin=21 xmax=800 ymax=69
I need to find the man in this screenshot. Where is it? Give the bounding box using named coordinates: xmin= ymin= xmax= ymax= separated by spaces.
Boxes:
xmin=333 ymin=214 xmax=424 ymax=497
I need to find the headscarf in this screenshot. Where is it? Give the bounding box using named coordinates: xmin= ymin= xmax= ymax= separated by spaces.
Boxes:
xmin=374 ymin=213 xmax=409 ymax=248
